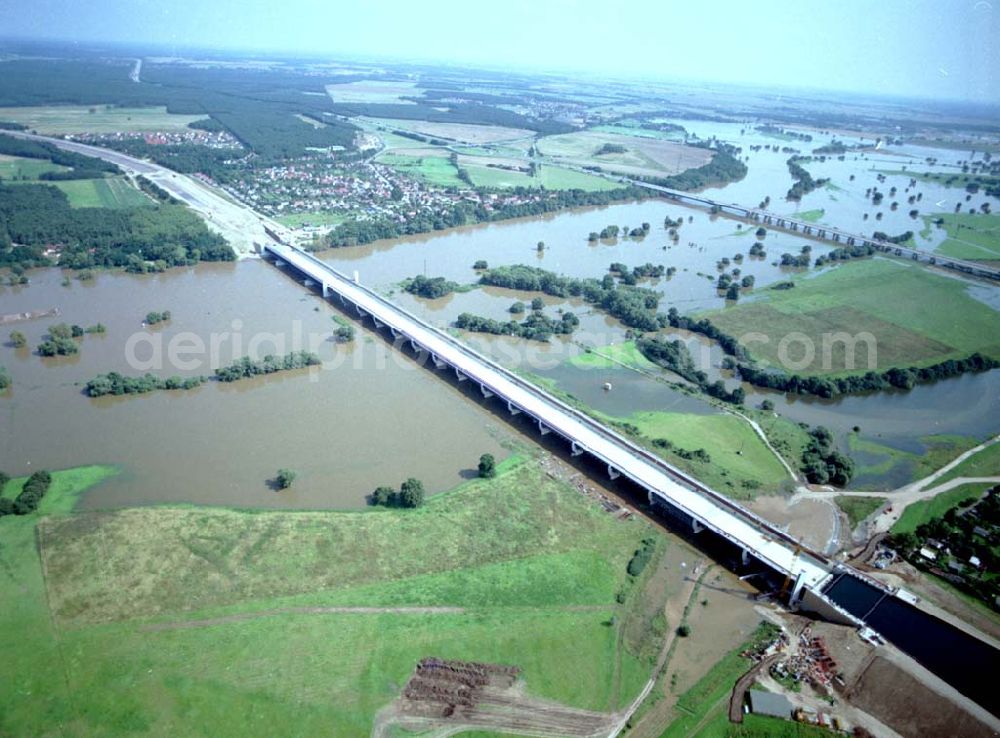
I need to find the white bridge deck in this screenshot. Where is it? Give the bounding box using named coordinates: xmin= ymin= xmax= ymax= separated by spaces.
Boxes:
xmin=265 ymin=240 xmax=837 ymax=598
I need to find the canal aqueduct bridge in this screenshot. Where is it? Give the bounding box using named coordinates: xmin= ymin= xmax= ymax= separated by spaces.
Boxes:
xmin=263 ymin=237 xmax=875 ymax=623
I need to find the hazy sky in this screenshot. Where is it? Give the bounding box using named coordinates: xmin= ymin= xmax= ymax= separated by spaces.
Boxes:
xmin=2 ymin=0 xmax=998 ymax=103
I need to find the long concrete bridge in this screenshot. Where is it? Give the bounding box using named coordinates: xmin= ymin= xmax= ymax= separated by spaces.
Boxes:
xmin=626 ymin=179 xmax=1000 ymax=282
xmin=261 ymin=237 xmax=875 ymax=621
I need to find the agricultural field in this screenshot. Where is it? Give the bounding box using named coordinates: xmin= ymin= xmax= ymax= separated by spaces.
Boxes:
xmin=536 ymin=130 xmax=711 ymax=178
xmin=325 ymin=80 xmax=421 ymax=104
xmin=1 ymin=455 xmax=669 ymax=737
xmin=0 ymin=105 xmax=209 ymax=134
xmin=48 ymin=176 xmax=152 ymax=208
xmin=463 ymin=160 xmax=620 ymax=192
xmin=372 ymin=117 xmax=534 ymax=144
xmin=0 ymin=153 xmax=68 ymax=179
xmin=591 ymin=124 xmax=685 ymax=141
xmin=704 ymin=258 xmax=1000 ymax=376
xmin=923 ymin=212 xmax=1000 ymax=261
xmin=376 ymin=150 xmax=465 ymax=188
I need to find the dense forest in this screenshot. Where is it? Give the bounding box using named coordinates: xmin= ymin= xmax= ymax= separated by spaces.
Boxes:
xmin=0 ymin=182 xmax=234 ymax=270
xmin=326 ymin=186 xmax=648 ymax=248
xmin=0 ymin=60 xmax=358 ymax=158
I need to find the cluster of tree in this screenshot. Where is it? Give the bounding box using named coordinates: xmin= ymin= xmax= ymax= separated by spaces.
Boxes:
xmin=370 ymin=477 xmax=426 ymax=508
xmin=596 ymin=142 xmax=627 ymax=155
xmin=85 ymin=371 xmax=206 ymax=397
xmin=748 ymin=241 xmax=767 ymax=259
xmin=275 ymin=469 xmax=297 ymax=489
xmin=812 ymin=242 xmax=877 ymax=268
xmin=638 ymin=144 xmax=747 ymax=191
xmin=335 ymin=324 xmax=355 ymax=342
xmin=403 ymin=274 xmax=462 ymax=299
xmin=0 ymin=120 xmax=27 ymax=131
xmin=145 ymin=310 xmax=171 ymax=326
xmin=628 ymin=222 xmax=651 ymax=237
xmin=479 ymin=264 xmax=663 ymax=332
xmin=636 ymin=335 xmax=745 ymax=404
xmin=651 ymin=437 xmax=712 ymax=463
xmin=37 ymin=323 xmax=80 ymax=356
xmin=473 ymin=259 xmax=488 ymax=270
xmin=779 ymin=251 xmax=811 ymax=267
xmin=771 ymin=281 xmax=795 ymax=290
xmin=737 ymin=353 xmax=998 ymax=399
xmin=0 ymin=182 xmax=234 ymax=272
xmin=801 ymin=426 xmax=854 ymax=486
xmin=0 ymin=133 xmax=120 ymax=174
xmin=609 ymin=262 xmax=667 ymax=282
xmin=596 ymin=225 xmax=620 ymax=239
xmin=0 ymin=366 xmax=9 ymax=391
xmin=812 ymin=141 xmax=848 ymax=155
xmin=871 ymin=230 xmax=913 ymax=244
xmin=214 ymin=351 xmax=321 ymax=382
xmin=9 ymin=330 xmax=26 ymax=348
xmin=0 ymin=470 xmax=51 ymax=516
xmin=478 ymin=453 xmax=497 ymax=479
xmin=456 ymin=309 xmax=578 ymax=342
xmin=785 ymin=156 xmax=829 ymax=201
xmin=626 ymin=538 xmax=656 ymax=577
xmin=755 ymin=124 xmax=812 ymax=142
xmin=664 ymin=216 xmax=684 ymax=228
xmin=136 ymin=176 xmax=180 ymax=204
xmin=327 ymin=187 xmax=647 ymax=248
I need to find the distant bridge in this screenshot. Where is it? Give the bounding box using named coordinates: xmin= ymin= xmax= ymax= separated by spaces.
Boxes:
xmin=625 ymin=178 xmax=1000 ymax=282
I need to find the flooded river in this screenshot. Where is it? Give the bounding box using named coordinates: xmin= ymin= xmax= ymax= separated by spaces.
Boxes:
xmin=2 ymin=123 xmax=997 ymax=507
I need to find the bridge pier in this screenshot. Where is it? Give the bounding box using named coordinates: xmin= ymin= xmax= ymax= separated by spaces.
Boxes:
xmin=455 ymin=368 xmax=467 ymax=382
xmin=480 ymin=383 xmax=494 ymax=399
xmin=607 ymin=465 xmax=620 ymax=480
xmin=356 ymin=305 xmax=368 ymax=318
xmin=537 ymin=420 xmax=551 ymax=436
xmin=322 ymin=283 xmax=330 ymax=298
xmin=409 ymin=339 xmax=420 ymax=353
xmin=390 ymin=327 xmax=401 ymax=340
xmin=507 ymin=401 xmax=521 ymax=416
xmin=742 ymin=548 xmax=750 ymax=566
xmin=275 ymin=259 xmax=286 ymax=268
xmin=790 ymin=571 xmax=807 ymax=607
xmin=431 ymin=354 xmax=446 ymax=369
xmin=571 ymin=441 xmax=584 ymax=457
xmin=692 ymin=519 xmax=703 ymax=534
xmin=303 ymin=278 xmax=314 ymax=288
xmin=373 ymin=317 xmax=384 ymax=329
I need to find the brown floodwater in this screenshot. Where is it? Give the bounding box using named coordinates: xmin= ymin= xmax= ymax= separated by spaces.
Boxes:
xmin=0 ymin=262 xmax=512 ymax=509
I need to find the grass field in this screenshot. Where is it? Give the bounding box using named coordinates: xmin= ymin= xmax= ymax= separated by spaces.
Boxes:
xmin=0 ymin=105 xmax=208 ymax=134
xmin=891 ymin=482 xmax=992 ymax=535
xmin=930 ymin=440 xmax=1000 ymax=487
xmin=611 ymin=410 xmax=790 ymax=497
xmin=377 ymin=150 xmax=465 ymax=187
xmin=796 ymin=209 xmax=825 ymax=223
xmin=464 ymin=162 xmax=620 ymax=192
xmin=274 ymin=211 xmax=347 ymax=228
xmin=703 ymin=258 xmax=1000 ymax=376
xmin=570 ymin=341 xmax=660 ymax=371
xmin=45 ymin=176 xmax=152 ymax=208
xmin=537 ymin=130 xmax=711 ymax=178
xmin=1 ymin=456 xmax=665 ymax=737
xmin=0 ymin=153 xmax=69 ymax=179
xmin=591 ymin=125 xmax=685 ymax=141
xmin=922 ymin=212 xmax=1000 ymax=261
xmin=835 ymin=495 xmax=886 ymax=526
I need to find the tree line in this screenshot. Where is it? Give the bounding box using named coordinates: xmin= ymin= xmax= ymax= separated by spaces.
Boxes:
xmin=636 ymin=335 xmax=745 ymax=404
xmin=456 ymin=309 xmax=578 ymax=342
xmin=0 ymin=133 xmax=120 ymax=174
xmin=634 ymin=144 xmax=747 ymax=192
xmin=785 ymin=156 xmax=829 ymax=201
xmin=370 ymin=478 xmax=426 ymax=508
xmin=0 ymin=470 xmax=51 ymax=516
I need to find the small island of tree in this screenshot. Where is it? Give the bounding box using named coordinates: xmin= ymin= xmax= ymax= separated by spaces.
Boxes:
xmin=275 ymin=469 xmax=297 ymax=489
xmin=478 ymin=453 xmax=497 ymax=478
xmin=335 ymin=324 xmax=355 ymax=342
xmin=145 ymin=310 xmax=171 ymax=326
xmin=10 ymin=330 xmax=27 ymax=348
